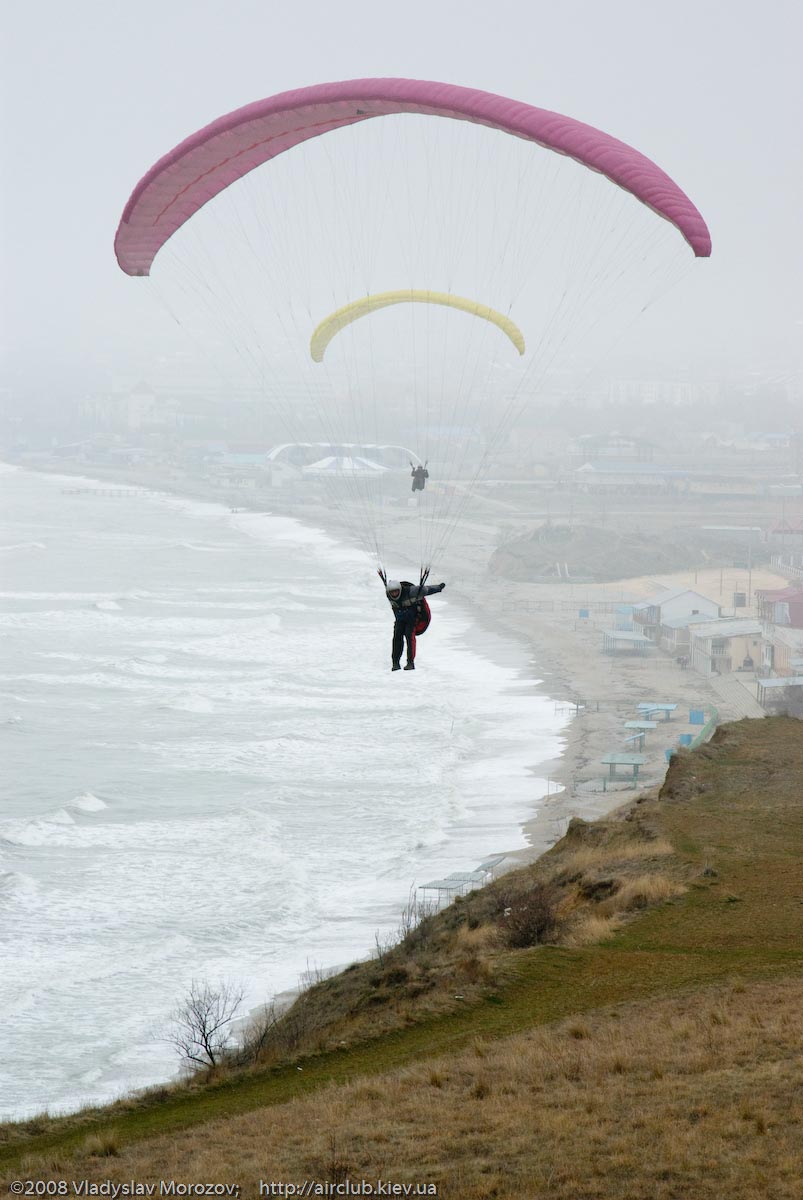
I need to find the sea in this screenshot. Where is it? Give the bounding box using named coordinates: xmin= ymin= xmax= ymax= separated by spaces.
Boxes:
xmin=0 ymin=464 xmax=567 ymax=1119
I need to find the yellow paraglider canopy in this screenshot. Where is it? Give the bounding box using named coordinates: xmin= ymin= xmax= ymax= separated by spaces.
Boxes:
xmin=310 ymin=289 xmax=525 ymax=362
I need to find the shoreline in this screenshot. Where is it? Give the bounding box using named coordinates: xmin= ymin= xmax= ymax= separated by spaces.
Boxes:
xmin=22 ymin=460 xmax=787 ymax=869
xmin=6 ymin=458 xmax=789 ymax=1117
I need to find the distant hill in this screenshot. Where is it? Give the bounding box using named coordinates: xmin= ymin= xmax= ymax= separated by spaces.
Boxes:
xmin=491 ymin=521 xmax=767 ymax=582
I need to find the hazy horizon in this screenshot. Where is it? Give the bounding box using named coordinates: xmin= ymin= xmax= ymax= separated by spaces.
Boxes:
xmin=3 ymin=0 xmax=803 ymax=405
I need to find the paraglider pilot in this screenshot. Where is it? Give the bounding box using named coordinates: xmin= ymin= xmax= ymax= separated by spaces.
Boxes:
xmin=411 ymin=463 xmax=429 ymax=492
xmin=382 ymin=574 xmax=445 ymax=671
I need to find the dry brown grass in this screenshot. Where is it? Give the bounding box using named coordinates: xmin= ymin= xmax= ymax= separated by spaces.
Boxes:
xmin=453 ymin=922 xmax=501 ymax=954
xmin=600 ymin=872 xmax=687 ymax=914
xmin=561 ymin=912 xmax=622 ymax=947
xmin=549 ymin=836 xmax=675 ymax=877
xmin=35 ymin=976 xmax=803 ymax=1199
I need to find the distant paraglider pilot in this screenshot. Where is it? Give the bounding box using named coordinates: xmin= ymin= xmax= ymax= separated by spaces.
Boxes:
xmin=411 ymin=463 xmax=429 ymax=492
xmin=383 ymin=577 xmax=445 ymax=671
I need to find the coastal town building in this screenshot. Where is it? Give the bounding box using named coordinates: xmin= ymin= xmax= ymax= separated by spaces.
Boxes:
xmin=633 ymin=587 xmax=721 ymax=643
xmin=658 ymin=612 xmax=718 ymax=655
xmin=755 ymin=584 xmax=803 ymax=629
xmin=688 ymin=618 xmax=763 ymax=677
xmin=759 ymin=625 xmax=803 ymax=677
xmin=572 ymin=462 xmax=689 ymax=494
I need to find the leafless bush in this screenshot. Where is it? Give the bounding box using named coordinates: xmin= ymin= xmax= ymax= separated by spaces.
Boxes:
xmin=311 ymin=1132 xmax=352 ymax=1186
xmin=168 ymin=978 xmax=244 ymax=1069
xmin=399 ymin=886 xmax=436 ymax=939
xmin=372 ymin=887 xmax=437 ymax=963
xmin=237 ymin=1001 xmax=281 ymax=1065
xmin=373 ymin=929 xmax=395 ymax=967
xmin=498 ymin=883 xmax=559 ymax=948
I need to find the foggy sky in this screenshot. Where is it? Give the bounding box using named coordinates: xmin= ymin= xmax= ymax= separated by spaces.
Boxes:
xmin=2 ymin=0 xmax=802 ymax=394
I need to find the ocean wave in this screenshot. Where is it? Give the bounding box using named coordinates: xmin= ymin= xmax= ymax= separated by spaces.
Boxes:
xmin=1 ymin=801 xmax=281 ymax=852
xmin=68 ymin=792 xmax=107 ymax=814
xmin=0 ymin=870 xmax=38 ymax=902
xmin=0 ymin=542 xmax=46 ymax=552
xmin=1 ymin=807 xmax=76 ymax=847
xmin=0 ymin=611 xmax=245 ymax=634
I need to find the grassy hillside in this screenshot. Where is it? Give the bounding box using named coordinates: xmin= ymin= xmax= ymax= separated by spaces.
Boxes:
xmin=2 ymin=716 xmax=802 ymax=1196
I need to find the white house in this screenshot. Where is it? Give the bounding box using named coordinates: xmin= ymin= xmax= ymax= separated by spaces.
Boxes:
xmin=633 ymin=587 xmax=721 ymax=641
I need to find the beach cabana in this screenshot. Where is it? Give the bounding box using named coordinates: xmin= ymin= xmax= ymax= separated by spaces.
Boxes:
xmin=601 ymin=630 xmax=653 ymax=656
xmin=756 ymin=676 xmax=803 ymax=711
xmin=418 ymin=871 xmax=487 ymax=904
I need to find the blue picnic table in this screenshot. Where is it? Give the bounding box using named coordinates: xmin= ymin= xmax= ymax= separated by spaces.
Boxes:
xmin=637 ymin=702 xmax=678 ymax=722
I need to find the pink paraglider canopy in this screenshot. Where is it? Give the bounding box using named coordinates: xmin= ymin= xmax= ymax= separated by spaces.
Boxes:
xmin=115 ymin=78 xmax=711 ymax=275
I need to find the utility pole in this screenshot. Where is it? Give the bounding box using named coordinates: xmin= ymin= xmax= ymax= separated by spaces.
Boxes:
xmin=747 ymin=540 xmax=752 ymax=608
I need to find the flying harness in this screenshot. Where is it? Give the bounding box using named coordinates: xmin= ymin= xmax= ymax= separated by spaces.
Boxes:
xmin=378 ymin=566 xmax=432 ymax=636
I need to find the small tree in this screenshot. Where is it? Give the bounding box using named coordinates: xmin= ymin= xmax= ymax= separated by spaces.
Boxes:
xmin=169 ymin=978 xmax=245 ymax=1069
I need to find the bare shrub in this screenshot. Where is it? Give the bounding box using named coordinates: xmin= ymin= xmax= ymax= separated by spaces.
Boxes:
xmin=237 ymin=1002 xmax=281 ymax=1065
xmin=168 ymin=979 xmax=244 ymax=1069
xmin=398 ymin=887 xmax=437 ymax=948
xmin=310 ymin=1132 xmax=352 ymax=1186
xmin=371 ymin=888 xmax=436 ymax=966
xmin=373 ymin=930 xmax=394 ymax=968
xmin=498 ymin=883 xmax=559 ymax=948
